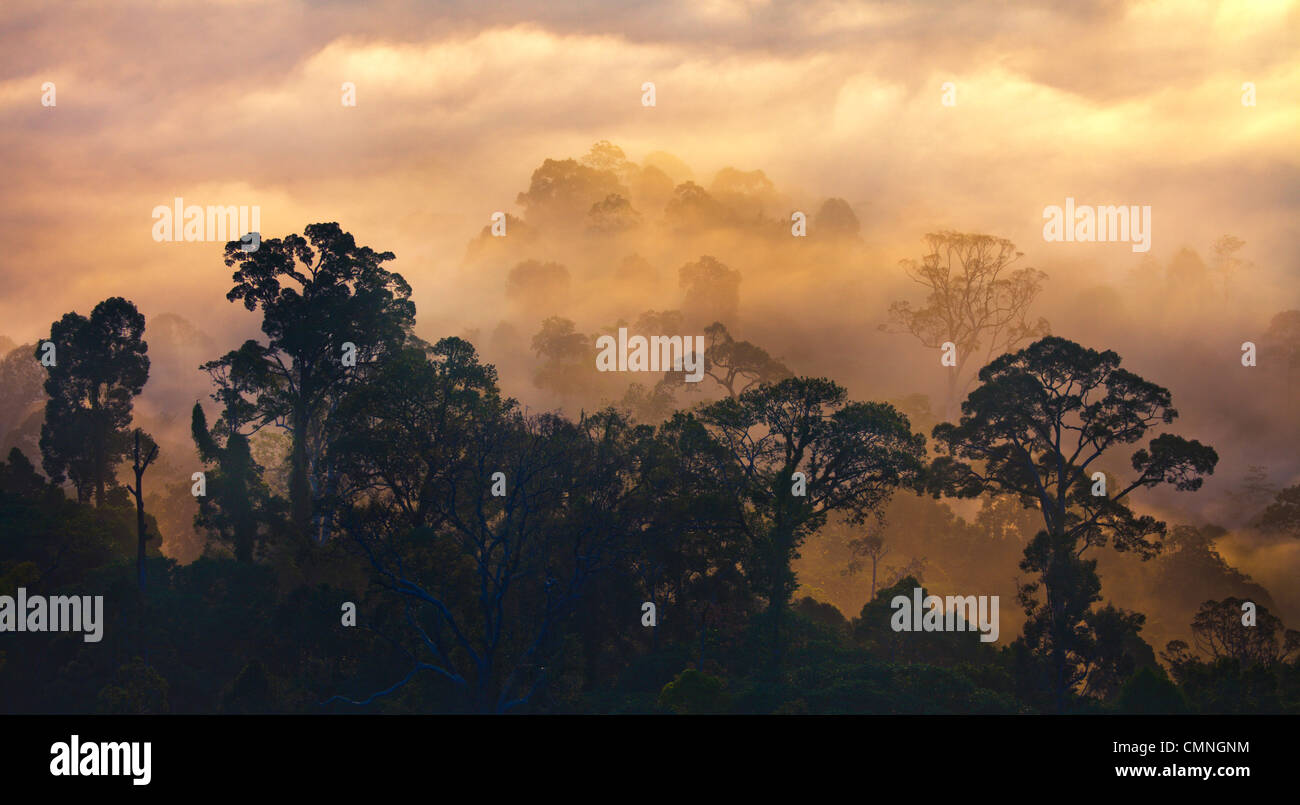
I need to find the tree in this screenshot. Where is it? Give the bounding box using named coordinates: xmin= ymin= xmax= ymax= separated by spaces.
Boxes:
xmin=0 ymin=342 xmax=45 ymax=454
xmin=1184 ymin=598 xmax=1300 ymax=666
xmin=1162 ymin=598 xmax=1300 ymax=713
xmin=515 ymin=158 xmax=628 ymax=230
xmin=812 ymin=198 xmax=861 ymax=239
xmin=931 ymin=335 xmax=1219 ymax=710
xmin=328 ymin=338 xmax=508 ymax=533
xmin=679 ymin=256 xmax=742 ymax=327
xmin=38 ymin=297 xmax=150 ymax=506
xmin=331 ymin=353 xmax=651 ymax=711
xmin=665 ymin=182 xmax=733 ymax=233
xmin=191 ymin=397 xmax=280 ymax=563
xmin=530 ymin=317 xmax=596 ymax=401
xmin=1256 ymin=484 xmax=1300 ymax=538
xmin=123 ymin=429 xmax=159 ymax=592
xmin=216 ymin=223 xmax=415 ymax=542
xmin=1261 ymin=310 xmax=1300 ymax=371
xmin=1211 ymin=235 xmax=1250 ymax=298
xmin=626 ymin=410 xmax=753 ymax=664
xmin=844 ymin=532 xmax=888 ymax=601
xmin=708 ymin=167 xmax=778 ymax=224
xmin=586 ymin=194 xmax=642 ymax=234
xmin=695 ymin=377 xmax=926 ymax=666
xmin=884 ymin=232 xmax=1049 ymax=417
xmin=699 ymin=322 xmax=791 ymax=398
xmin=1239 ymin=465 xmax=1277 ymax=511
xmin=579 ymin=140 xmax=636 ymax=180
xmin=647 ymin=320 xmax=792 ymax=409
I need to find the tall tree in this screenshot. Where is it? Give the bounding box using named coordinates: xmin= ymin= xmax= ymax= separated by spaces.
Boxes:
xmin=695 ymin=376 xmax=926 ymax=666
xmin=216 ymin=223 xmax=415 ymax=542
xmin=931 ymin=336 xmax=1218 ymax=710
xmin=38 ymin=297 xmax=150 ymax=506
xmin=845 ymin=532 xmax=888 ymax=601
xmin=884 ymin=232 xmax=1049 ymax=417
xmin=123 ymin=428 xmax=159 ymax=592
xmin=329 ymin=342 xmax=650 ymax=711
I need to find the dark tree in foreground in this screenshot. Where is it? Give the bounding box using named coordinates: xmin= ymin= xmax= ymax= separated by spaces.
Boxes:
xmin=1161 ymin=598 xmax=1300 ymax=713
xmin=192 ymin=402 xmax=279 ymax=563
xmin=329 ymin=340 xmax=655 ymax=712
xmin=932 ymin=336 xmax=1218 ymax=710
xmin=1166 ymin=598 xmax=1300 ymax=668
xmin=696 ymin=376 xmax=926 ymax=666
xmin=215 ymin=223 xmax=415 ymax=542
xmin=38 ymin=297 xmax=149 ymax=506
xmin=124 ymin=428 xmax=159 ymax=592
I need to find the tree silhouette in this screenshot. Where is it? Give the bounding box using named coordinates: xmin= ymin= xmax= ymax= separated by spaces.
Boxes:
xmin=191 ymin=393 xmax=280 ymax=563
xmin=1256 ymin=484 xmax=1300 ymax=537
xmin=216 ymin=223 xmax=415 ymax=542
xmin=931 ymin=335 xmax=1218 ymax=710
xmin=645 ymin=320 xmax=792 ymax=408
xmin=679 ymin=256 xmax=741 ymax=327
xmin=38 ymin=297 xmax=149 ymax=506
xmin=844 ymin=532 xmax=888 ymax=601
xmin=515 ymin=158 xmax=627 ymax=230
xmin=700 ymin=321 xmax=791 ymax=398
xmin=1162 ymin=598 xmax=1300 ymax=712
xmin=530 ymin=316 xmax=595 ymax=400
xmin=812 ymin=198 xmax=861 ymax=240
xmin=328 ymin=342 xmax=651 ymax=711
xmin=124 ymin=428 xmax=159 ymax=592
xmin=1211 ymin=235 xmax=1250 ymax=298
xmin=1185 ymin=598 xmax=1300 ymax=666
xmin=696 ymin=376 xmax=926 ymax=666
xmin=0 ymin=343 xmax=44 ymax=455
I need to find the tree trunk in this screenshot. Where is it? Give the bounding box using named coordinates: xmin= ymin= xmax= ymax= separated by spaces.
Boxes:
xmin=290 ymin=399 xmax=312 ymax=541
xmin=134 ymin=473 xmax=147 ymax=593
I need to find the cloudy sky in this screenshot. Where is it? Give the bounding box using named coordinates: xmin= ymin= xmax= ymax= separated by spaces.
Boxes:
xmin=1 ymin=0 xmax=1296 ymax=342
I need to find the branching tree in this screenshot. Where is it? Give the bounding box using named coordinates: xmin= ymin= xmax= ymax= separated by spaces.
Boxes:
xmin=700 ymin=321 xmax=792 ymax=398
xmin=931 ymin=335 xmax=1218 ymax=710
xmin=884 ymin=232 xmax=1049 ymax=417
xmin=38 ymin=297 xmax=149 ymax=506
xmin=1164 ymin=598 xmax=1300 ymax=672
xmin=215 ymin=223 xmax=415 ymax=542
xmin=844 ymin=532 xmax=888 ymax=601
xmin=696 ymin=376 xmax=926 ymax=666
xmin=124 ymin=428 xmax=159 ymax=592
xmin=644 ymin=320 xmax=792 ymax=410
xmin=328 ymin=340 xmax=653 ymax=711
